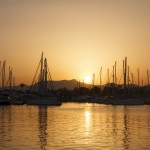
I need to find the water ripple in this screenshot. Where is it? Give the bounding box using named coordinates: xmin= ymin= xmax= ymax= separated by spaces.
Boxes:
xmin=0 ymin=103 xmax=150 ymax=150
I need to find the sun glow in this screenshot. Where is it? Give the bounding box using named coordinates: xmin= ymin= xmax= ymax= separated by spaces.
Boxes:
xmin=84 ymin=75 xmax=92 ymax=84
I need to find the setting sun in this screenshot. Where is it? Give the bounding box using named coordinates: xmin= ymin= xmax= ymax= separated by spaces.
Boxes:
xmin=84 ymin=75 xmax=92 ymax=84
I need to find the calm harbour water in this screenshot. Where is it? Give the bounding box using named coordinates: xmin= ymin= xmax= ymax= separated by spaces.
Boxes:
xmin=0 ymin=103 xmax=150 ymax=150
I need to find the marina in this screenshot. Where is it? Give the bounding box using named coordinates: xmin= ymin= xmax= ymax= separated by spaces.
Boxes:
xmin=1 ymin=1 xmax=150 ymax=149
xmin=0 ymin=55 xmax=150 ymax=106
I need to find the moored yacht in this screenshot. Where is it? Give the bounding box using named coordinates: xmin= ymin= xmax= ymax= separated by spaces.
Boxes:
xmin=27 ymin=52 xmax=62 ymax=106
xmin=0 ymin=94 xmax=11 ymax=105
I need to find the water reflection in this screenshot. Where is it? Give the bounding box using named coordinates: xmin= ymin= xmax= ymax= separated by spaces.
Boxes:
xmin=85 ymin=111 xmax=91 ymax=128
xmin=0 ymin=104 xmax=150 ymax=150
xmin=123 ymin=107 xmax=129 ymax=150
xmin=0 ymin=106 xmax=12 ymax=144
xmin=111 ymin=106 xmax=130 ymax=149
xmin=38 ymin=106 xmax=48 ymax=150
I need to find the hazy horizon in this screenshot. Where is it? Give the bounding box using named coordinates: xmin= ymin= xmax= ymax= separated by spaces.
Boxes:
xmin=1 ymin=0 xmax=150 ymax=85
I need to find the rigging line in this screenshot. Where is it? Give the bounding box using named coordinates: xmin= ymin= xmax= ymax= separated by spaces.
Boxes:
xmin=29 ymin=60 xmax=41 ymax=92
xmin=129 ymin=68 xmax=136 ymax=85
xmin=47 ymin=66 xmax=54 ymax=91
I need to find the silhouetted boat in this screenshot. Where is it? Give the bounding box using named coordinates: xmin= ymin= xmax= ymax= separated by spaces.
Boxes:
xmin=26 ymin=97 xmax=62 ymax=106
xmin=10 ymin=97 xmax=25 ymax=105
xmin=111 ymin=97 xmax=144 ymax=105
xmin=28 ymin=52 xmax=62 ymax=106
xmin=0 ymin=94 xmax=11 ymax=105
xmin=110 ymin=57 xmax=144 ymax=105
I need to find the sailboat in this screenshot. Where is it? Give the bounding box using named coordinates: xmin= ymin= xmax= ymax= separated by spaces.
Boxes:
xmin=0 ymin=93 xmax=11 ymax=105
xmin=0 ymin=60 xmax=11 ymax=105
xmin=111 ymin=57 xmax=144 ymax=105
xmin=26 ymin=52 xmax=62 ymax=106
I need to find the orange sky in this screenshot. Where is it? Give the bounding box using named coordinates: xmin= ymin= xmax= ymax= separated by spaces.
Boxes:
xmin=0 ymin=0 xmax=150 ymax=85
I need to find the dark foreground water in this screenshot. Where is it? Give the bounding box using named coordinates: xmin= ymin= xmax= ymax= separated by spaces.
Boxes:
xmin=0 ymin=103 xmax=150 ymax=150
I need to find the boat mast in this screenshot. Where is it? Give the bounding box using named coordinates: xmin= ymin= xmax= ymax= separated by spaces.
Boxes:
xmin=93 ymin=73 xmax=95 ymax=88
xmin=127 ymin=65 xmax=130 ymax=88
xmin=107 ymin=69 xmax=109 ymax=85
xmin=112 ymin=64 xmax=115 ymax=96
xmin=2 ymin=60 xmax=6 ymax=91
xmin=147 ymin=69 xmax=149 ymax=85
xmin=100 ymin=67 xmax=102 ymax=89
xmin=39 ymin=52 xmax=44 ymax=93
xmin=9 ymin=67 xmax=13 ymax=91
xmin=123 ymin=57 xmax=127 ymax=96
xmin=44 ymin=58 xmax=47 ymax=92
xmin=83 ymin=78 xmax=84 ymax=87
xmin=113 ymin=65 xmax=114 ymax=83
xmin=137 ymin=68 xmax=140 ymax=87
xmin=40 ymin=52 xmax=44 ymax=82
xmin=30 ymin=52 xmax=54 ymax=94
xmin=115 ymin=61 xmax=117 ymax=84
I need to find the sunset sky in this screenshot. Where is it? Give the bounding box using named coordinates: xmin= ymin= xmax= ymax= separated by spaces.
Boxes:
xmin=0 ymin=0 xmax=150 ymax=86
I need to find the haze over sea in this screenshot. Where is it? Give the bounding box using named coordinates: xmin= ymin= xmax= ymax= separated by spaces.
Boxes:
xmin=0 ymin=103 xmax=150 ymax=150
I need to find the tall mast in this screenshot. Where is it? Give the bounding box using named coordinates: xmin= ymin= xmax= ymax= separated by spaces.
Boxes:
xmin=38 ymin=52 xmax=44 ymax=93
xmin=127 ymin=65 xmax=130 ymax=87
xmin=123 ymin=57 xmax=127 ymax=96
xmin=137 ymin=68 xmax=140 ymax=86
xmin=30 ymin=52 xmax=54 ymax=93
xmin=115 ymin=61 xmax=117 ymax=84
xmin=147 ymin=69 xmax=149 ymax=85
xmin=107 ymin=69 xmax=109 ymax=85
xmin=9 ymin=67 xmax=13 ymax=91
xmin=2 ymin=60 xmax=6 ymax=91
xmin=113 ymin=65 xmax=114 ymax=83
xmin=92 ymin=73 xmax=95 ymax=88
xmin=44 ymin=58 xmax=47 ymax=91
xmin=100 ymin=67 xmax=102 ymax=88
xmin=40 ymin=52 xmax=44 ymax=82
xmin=83 ymin=79 xmax=84 ymax=87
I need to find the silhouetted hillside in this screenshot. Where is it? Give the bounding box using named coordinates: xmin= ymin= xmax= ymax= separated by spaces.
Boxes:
xmin=52 ymin=79 xmax=91 ymax=90
xmin=13 ymin=79 xmax=91 ymax=91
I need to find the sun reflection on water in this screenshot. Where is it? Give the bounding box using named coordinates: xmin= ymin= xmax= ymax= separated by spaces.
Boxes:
xmin=84 ymin=110 xmax=91 ymax=136
xmin=0 ymin=104 xmax=150 ymax=150
xmin=85 ymin=111 xmax=90 ymax=124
